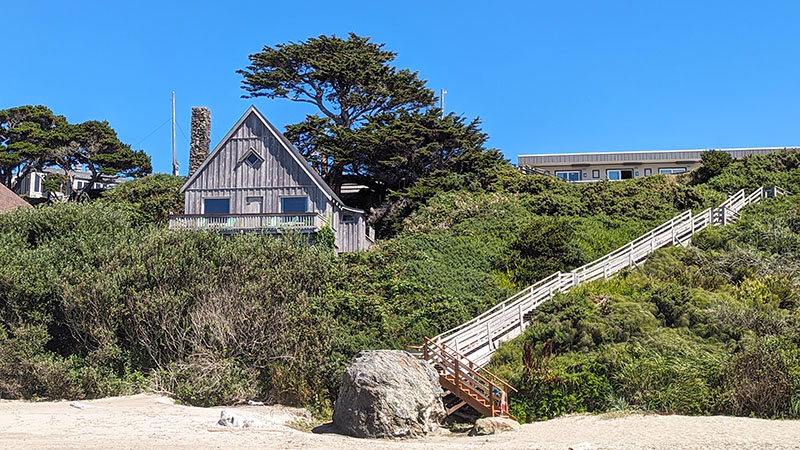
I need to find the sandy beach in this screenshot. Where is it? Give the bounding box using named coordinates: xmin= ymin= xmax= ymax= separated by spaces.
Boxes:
xmin=2 ymin=394 xmax=800 ymax=449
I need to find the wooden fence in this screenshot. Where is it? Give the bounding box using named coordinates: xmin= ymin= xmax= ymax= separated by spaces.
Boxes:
xmin=432 ymin=186 xmax=788 ymax=367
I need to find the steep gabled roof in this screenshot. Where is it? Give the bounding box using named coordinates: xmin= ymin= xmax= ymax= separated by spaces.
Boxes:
xmin=0 ymin=183 xmax=32 ymax=213
xmin=180 ymin=106 xmax=360 ymax=211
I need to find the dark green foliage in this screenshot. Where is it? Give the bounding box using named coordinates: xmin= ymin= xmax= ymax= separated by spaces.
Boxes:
xmin=98 ymin=174 xmax=185 ymax=226
xmin=693 ymin=150 xmax=734 ymax=184
xmin=315 ymin=225 xmax=336 ymax=252
xmin=239 ymin=33 xmax=507 ymax=223
xmin=705 ymin=150 xmax=800 ymax=193
xmin=0 ymin=105 xmax=66 ymax=189
xmin=500 ymin=217 xmax=586 ymax=286
xmin=0 ymin=204 xmax=339 ymax=405
xmin=239 ymin=33 xmax=434 ymax=193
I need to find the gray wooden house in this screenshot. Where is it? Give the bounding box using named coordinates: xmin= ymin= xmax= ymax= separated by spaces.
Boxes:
xmin=170 ymin=106 xmax=374 ymax=253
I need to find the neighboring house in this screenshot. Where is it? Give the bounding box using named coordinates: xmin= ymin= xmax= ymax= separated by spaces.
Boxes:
xmin=0 ymin=182 xmax=32 ymax=213
xmin=518 ymin=147 xmax=800 ymax=182
xmin=170 ymin=105 xmax=374 ymax=253
xmin=13 ymin=168 xmax=124 ymax=199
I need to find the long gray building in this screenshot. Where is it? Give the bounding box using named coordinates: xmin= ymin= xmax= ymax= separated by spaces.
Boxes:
xmin=518 ymin=147 xmax=799 ymax=182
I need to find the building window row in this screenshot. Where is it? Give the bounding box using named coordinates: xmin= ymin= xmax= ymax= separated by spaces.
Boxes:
xmin=548 ymin=166 xmax=687 ymax=181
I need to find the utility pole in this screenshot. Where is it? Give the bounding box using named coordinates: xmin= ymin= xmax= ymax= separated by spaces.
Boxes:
xmin=172 ymin=91 xmax=178 ymax=176
xmin=440 ymin=89 xmax=447 ymax=119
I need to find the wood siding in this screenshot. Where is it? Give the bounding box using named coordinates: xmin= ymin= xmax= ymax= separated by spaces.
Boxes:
xmin=181 ymin=108 xmax=372 ymax=253
xmin=335 ymin=213 xmax=367 ymax=253
xmin=184 ymin=113 xmax=331 ymax=216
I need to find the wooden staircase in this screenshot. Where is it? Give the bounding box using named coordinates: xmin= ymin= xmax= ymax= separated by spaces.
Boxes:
xmin=419 ymin=337 xmax=516 ymax=419
xmin=412 ymin=186 xmax=790 ymax=420
xmin=431 ymin=186 xmax=790 ymax=368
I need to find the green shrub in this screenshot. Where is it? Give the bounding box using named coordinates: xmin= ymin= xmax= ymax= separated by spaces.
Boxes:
xmin=98 ymin=174 xmax=185 ymax=226
xmin=693 ymin=150 xmax=734 ymax=184
xmin=719 ymin=337 xmax=800 ymax=417
xmin=499 ymin=217 xmax=586 ymax=286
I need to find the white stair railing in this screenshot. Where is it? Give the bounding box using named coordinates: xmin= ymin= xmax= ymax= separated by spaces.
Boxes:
xmin=432 ymin=186 xmax=786 ymax=367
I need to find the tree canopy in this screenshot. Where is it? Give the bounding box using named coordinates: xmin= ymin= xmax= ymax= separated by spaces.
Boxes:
xmin=0 ymin=105 xmax=151 ymax=199
xmin=0 ymin=105 xmax=67 ymax=189
xmin=239 ymin=33 xmax=505 ymax=198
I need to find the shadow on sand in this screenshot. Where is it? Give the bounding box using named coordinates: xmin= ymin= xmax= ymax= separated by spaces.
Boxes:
xmin=311 ymin=422 xmax=342 ymax=435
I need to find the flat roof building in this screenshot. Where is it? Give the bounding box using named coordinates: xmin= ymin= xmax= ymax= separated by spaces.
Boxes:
xmin=518 ymin=147 xmax=800 ymax=182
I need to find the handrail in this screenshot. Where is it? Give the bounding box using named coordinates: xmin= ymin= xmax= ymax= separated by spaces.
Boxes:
xmin=425 ymin=340 xmax=497 ymax=393
xmin=431 ymin=186 xmax=786 ymax=368
xmin=424 ymin=337 xmax=517 ymax=393
xmin=422 ymin=337 xmax=516 ymax=418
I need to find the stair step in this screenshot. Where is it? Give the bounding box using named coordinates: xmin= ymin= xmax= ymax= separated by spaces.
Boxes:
xmin=446 ymin=400 xmax=467 ymax=415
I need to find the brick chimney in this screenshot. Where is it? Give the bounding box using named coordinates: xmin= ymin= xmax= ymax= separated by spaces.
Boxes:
xmin=189 ymin=107 xmax=211 ymax=177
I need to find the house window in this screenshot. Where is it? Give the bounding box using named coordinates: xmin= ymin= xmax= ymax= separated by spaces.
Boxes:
xmin=645 ymin=168 xmax=652 ymax=176
xmin=203 ymin=198 xmax=230 ymax=214
xmin=658 ymin=167 xmax=686 ymax=175
xmin=592 ymin=170 xmax=600 ymax=179
xmin=243 ymin=149 xmax=264 ymax=169
xmin=555 ymin=170 xmax=581 ymax=182
xmin=34 ymin=174 xmax=41 ymax=193
xmin=342 ymin=214 xmax=355 ymax=223
xmin=607 ymin=169 xmax=633 ymax=180
xmin=280 ymin=197 xmax=307 ymax=213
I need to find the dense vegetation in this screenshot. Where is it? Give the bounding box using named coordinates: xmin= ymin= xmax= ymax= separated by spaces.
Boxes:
xmin=491 ymin=192 xmax=800 ymax=421
xmin=0 ymin=150 xmax=798 ymax=424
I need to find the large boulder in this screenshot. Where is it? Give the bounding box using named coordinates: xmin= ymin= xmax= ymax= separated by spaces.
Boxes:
xmin=333 ymin=350 xmax=445 ymax=439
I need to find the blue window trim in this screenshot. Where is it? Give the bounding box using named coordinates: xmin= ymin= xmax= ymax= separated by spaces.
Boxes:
xmin=280 ymin=196 xmax=308 ymax=213
xmin=203 ymin=198 xmax=230 ymax=214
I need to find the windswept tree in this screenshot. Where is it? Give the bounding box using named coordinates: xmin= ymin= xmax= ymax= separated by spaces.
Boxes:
xmin=70 ymin=120 xmax=151 ymax=199
xmin=353 ymin=110 xmax=489 ymax=190
xmin=239 ymin=33 xmax=496 ymax=196
xmin=0 ymin=106 xmax=67 ymax=190
xmin=0 ymin=105 xmax=151 ymax=199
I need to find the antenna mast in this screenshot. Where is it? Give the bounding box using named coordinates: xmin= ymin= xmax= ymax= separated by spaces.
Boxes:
xmin=172 ymin=91 xmax=179 ymax=176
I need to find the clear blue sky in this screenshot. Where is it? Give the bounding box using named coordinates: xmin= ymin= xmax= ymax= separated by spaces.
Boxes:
xmin=3 ymin=1 xmax=799 ymax=175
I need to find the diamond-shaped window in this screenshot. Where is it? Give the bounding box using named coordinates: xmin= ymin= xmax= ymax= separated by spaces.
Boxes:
xmin=243 ymin=149 xmax=263 ymax=168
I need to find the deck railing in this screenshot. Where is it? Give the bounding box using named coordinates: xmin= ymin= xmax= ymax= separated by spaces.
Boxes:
xmin=168 ymin=212 xmax=325 ymax=232
xmin=432 ymin=186 xmax=788 ymax=367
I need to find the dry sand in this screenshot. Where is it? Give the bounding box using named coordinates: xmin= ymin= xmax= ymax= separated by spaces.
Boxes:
xmin=2 ymin=394 xmax=800 ymax=449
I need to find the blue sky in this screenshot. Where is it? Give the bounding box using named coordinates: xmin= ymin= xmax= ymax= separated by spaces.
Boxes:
xmin=3 ymin=1 xmax=799 ymax=175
